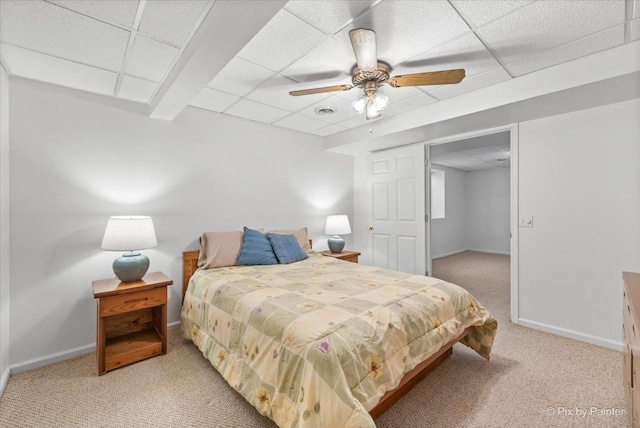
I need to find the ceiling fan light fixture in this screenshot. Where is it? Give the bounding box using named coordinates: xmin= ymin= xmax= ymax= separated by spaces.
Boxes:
xmin=350 ymin=95 xmax=367 ymax=114
xmin=371 ymin=92 xmax=389 ymax=111
xmin=365 ymin=99 xmax=382 ymax=120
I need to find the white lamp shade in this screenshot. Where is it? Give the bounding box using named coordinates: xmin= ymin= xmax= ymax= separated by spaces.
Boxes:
xmin=101 ymin=216 xmax=158 ymax=252
xmin=325 ymin=215 xmax=351 ymax=235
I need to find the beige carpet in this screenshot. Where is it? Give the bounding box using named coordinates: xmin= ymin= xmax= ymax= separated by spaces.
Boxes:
xmin=0 ymin=251 xmax=626 ymax=427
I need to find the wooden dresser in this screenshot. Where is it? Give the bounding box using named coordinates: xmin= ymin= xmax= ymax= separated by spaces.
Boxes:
xmin=623 ymin=271 xmax=640 ymax=425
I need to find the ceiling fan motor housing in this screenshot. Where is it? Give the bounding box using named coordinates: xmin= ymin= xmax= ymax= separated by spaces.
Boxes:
xmin=351 ymin=61 xmax=390 ymax=88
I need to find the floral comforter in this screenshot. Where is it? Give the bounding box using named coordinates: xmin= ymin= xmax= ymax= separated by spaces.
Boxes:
xmin=181 ymin=253 xmax=497 ymax=427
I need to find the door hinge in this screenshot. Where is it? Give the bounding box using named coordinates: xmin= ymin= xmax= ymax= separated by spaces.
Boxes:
xmin=425 ymin=214 xmax=429 ymax=222
xmin=424 ymin=158 xmax=429 ymax=166
xmin=425 ymin=270 xmax=430 ymax=276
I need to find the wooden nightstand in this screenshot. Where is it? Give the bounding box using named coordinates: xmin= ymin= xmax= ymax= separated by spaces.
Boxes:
xmin=92 ymin=272 xmax=173 ymax=375
xmin=320 ymin=250 xmax=361 ymax=264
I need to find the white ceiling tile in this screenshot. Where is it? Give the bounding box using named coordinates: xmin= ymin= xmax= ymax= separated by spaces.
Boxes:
xmin=336 ymin=113 xmax=379 ymax=129
xmin=476 ymin=0 xmax=626 ymax=65
xmin=189 ymin=88 xmax=240 ymax=112
xmin=138 ymin=0 xmax=209 ymax=47
xmin=393 ymin=33 xmax=500 ymax=79
xmin=310 ymin=124 xmax=347 ymax=136
xmin=0 ymin=0 xmax=130 ymax=72
xmin=281 ymin=37 xmax=354 ymax=84
xmin=431 ymin=160 xmax=470 ymax=171
xmin=246 ymin=74 xmax=332 ymax=112
xmin=450 ymin=1 xmax=533 ymax=27
xmin=1 ymin=43 xmax=117 ymax=95
xmin=273 ymin=113 xmax=328 ymax=133
xmin=338 ymin=0 xmax=471 ymax=67
xmin=632 ymin=19 xmax=640 ymax=41
xmin=206 ymin=57 xmax=274 ymax=97
xmin=49 ymin=0 xmax=139 ymax=28
xmin=285 ymin=0 xmax=378 ymax=35
xmin=118 ymin=75 xmax=158 ymax=103
xmin=237 ymin=9 xmax=327 ymax=72
xmin=334 ymin=84 xmax=423 ymax=106
xmin=225 ymin=99 xmax=291 ymax=124
xmin=298 ymin=95 xmax=361 ymax=124
xmin=507 ymin=25 xmax=624 ymax=76
xmin=125 ymin=35 xmax=179 ymax=82
xmin=459 ymin=146 xmax=510 ymax=162
xmin=428 ymin=67 xmax=510 ymax=100
xmin=383 ymin=93 xmax=437 ymax=117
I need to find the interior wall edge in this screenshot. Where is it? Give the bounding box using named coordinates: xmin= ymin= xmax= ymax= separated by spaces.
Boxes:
xmin=517 ymin=318 xmax=623 ymax=352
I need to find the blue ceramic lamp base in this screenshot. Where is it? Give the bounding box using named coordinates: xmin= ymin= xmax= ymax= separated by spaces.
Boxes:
xmin=113 ymin=252 xmax=150 ymax=283
xmin=328 ymin=235 xmax=345 ymax=253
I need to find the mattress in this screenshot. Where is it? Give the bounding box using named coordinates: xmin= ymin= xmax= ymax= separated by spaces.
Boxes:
xmin=181 ymin=253 xmax=497 ymax=427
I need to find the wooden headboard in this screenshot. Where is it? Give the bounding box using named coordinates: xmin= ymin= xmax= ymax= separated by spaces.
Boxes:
xmin=182 ymin=239 xmax=312 ymax=303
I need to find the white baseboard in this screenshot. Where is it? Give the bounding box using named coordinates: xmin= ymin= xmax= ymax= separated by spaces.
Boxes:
xmin=432 ymin=249 xmax=468 ymax=260
xmin=9 ymin=343 xmax=95 ymax=374
xmin=518 ymin=318 xmax=623 ymax=352
xmin=466 ymin=248 xmax=511 ymax=256
xmin=0 ymin=366 xmax=9 ymax=397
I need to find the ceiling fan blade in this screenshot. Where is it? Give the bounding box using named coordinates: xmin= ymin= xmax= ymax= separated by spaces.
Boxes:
xmin=289 ymin=84 xmax=353 ymax=97
xmin=388 ymin=69 xmax=465 ymax=88
xmin=349 ymin=28 xmax=377 ymax=72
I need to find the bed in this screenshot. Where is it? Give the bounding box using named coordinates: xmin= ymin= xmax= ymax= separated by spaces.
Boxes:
xmin=181 ymin=240 xmax=497 ymax=427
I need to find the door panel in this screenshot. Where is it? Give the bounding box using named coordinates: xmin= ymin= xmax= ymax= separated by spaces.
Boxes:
xmin=367 ymin=144 xmax=426 ymax=275
xmin=373 ymin=234 xmax=390 ymax=269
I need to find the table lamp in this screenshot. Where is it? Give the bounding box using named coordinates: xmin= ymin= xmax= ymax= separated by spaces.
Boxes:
xmin=325 ymin=215 xmax=351 ymax=253
xmin=101 ymin=216 xmax=157 ymax=283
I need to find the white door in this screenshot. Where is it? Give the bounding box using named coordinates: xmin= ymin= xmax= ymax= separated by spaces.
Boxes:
xmin=367 ymin=144 xmax=426 ymax=275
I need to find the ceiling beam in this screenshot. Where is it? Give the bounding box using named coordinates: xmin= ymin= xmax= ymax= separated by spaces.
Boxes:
xmin=149 ymin=0 xmax=286 ymax=121
xmin=325 ymin=40 xmax=640 ymax=154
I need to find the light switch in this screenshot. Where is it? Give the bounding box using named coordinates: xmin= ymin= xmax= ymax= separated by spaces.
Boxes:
xmin=519 ymin=215 xmax=533 ymax=228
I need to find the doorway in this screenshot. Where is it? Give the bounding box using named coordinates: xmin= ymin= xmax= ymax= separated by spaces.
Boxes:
xmin=426 ymin=125 xmax=519 ymax=323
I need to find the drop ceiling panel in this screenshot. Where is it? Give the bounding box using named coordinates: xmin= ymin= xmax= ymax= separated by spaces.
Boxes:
xmin=337 ymin=114 xmax=374 ymax=129
xmin=311 ymin=124 xmax=347 ymax=136
xmin=338 ymin=0 xmax=471 ymax=67
xmin=284 ymin=0 xmax=378 ymax=35
xmin=225 ymin=99 xmax=290 ymax=124
xmin=459 ymin=146 xmax=510 ymax=162
xmin=383 ymin=93 xmax=438 ymax=117
xmin=0 ymin=0 xmax=130 ymax=72
xmin=507 ymin=25 xmax=624 ymax=76
xmin=206 ymin=57 xmax=274 ymax=97
xmin=476 ymin=0 xmax=626 ymax=65
xmin=1 ymin=43 xmax=117 ymax=95
xmin=49 ymin=0 xmax=139 ymax=28
xmin=138 ymin=0 xmax=209 ymax=47
xmin=189 ymin=88 xmax=240 ymax=113
xmin=273 ymin=113 xmax=327 ymax=133
xmin=125 ymin=35 xmax=179 ymax=83
xmin=428 ymin=67 xmax=511 ymax=100
xmin=298 ymin=95 xmax=361 ymax=124
xmin=246 ymin=74 xmax=331 ymax=112
xmin=237 ymin=10 xmax=327 ymax=72
xmin=450 ymin=0 xmax=533 ymax=28
xmin=432 ymin=160 xmax=471 ymax=171
xmin=280 ymin=37 xmax=354 ymax=84
xmin=393 ymin=33 xmax=501 ymax=80
xmin=118 ymin=75 xmax=158 ymax=103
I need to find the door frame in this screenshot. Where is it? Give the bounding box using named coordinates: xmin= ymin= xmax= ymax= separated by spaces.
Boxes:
xmin=423 ymin=123 xmax=519 ymax=324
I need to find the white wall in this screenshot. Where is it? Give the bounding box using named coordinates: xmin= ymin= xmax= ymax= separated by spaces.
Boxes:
xmin=0 ymin=65 xmax=10 ymax=392
xmin=466 ymin=168 xmax=510 ymax=254
xmin=518 ymin=98 xmax=640 ymax=349
xmin=430 ymin=166 xmax=467 ymax=258
xmin=8 ymin=78 xmax=353 ymax=368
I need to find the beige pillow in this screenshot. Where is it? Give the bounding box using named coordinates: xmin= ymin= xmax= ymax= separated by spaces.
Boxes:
xmin=198 ymin=231 xmax=242 ymax=269
xmin=198 ymin=228 xmax=265 ymax=269
xmin=268 ymin=227 xmax=312 ymax=253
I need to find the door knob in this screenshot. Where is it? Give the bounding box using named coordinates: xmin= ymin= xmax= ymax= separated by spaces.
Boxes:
xmin=368 ymin=225 xmax=374 ymax=230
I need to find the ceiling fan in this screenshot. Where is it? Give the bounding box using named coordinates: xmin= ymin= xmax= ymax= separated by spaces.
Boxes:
xmin=289 ymin=28 xmax=465 ymax=120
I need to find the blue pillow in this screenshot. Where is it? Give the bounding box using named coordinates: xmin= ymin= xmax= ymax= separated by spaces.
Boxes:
xmin=237 ymin=227 xmax=278 ymax=265
xmin=266 ymin=233 xmax=308 ymax=264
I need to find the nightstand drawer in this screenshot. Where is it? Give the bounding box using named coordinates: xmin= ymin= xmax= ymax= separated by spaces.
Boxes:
xmin=100 ymin=288 xmax=166 ymax=317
